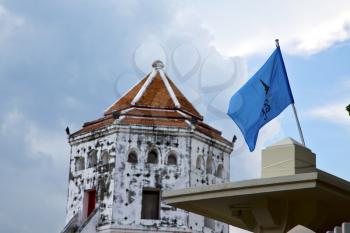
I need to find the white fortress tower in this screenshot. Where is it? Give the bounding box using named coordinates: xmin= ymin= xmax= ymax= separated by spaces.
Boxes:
xmin=61 ymin=61 xmax=233 ymax=233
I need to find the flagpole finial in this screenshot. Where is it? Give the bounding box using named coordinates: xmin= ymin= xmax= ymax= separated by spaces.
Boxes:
xmin=275 ymin=39 xmax=280 ymax=47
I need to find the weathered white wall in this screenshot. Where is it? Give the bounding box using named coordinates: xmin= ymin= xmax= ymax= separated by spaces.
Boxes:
xmin=65 ymin=123 xmax=232 ymax=233
xmin=112 ymin=127 xmax=190 ymax=232
xmin=66 ymin=133 xmax=116 ymax=225
xmin=189 ymin=134 xmax=231 ymax=233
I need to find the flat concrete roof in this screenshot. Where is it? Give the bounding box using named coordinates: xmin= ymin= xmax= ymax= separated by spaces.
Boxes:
xmin=163 ymin=170 xmax=350 ymax=232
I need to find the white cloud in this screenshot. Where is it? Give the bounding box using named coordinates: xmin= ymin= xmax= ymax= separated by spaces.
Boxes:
xmin=0 ymin=108 xmax=23 ymax=134
xmin=182 ymin=0 xmax=350 ymax=56
xmin=0 ymin=4 xmax=24 ymax=45
xmin=25 ymin=123 xmax=69 ymax=164
xmin=307 ymin=100 xmax=350 ymax=127
xmin=132 ymin=40 xmax=168 ymax=74
xmin=294 ymin=12 xmax=350 ymax=55
xmin=1 ymin=108 xmax=68 ymax=164
xmin=0 ymin=107 xmax=68 ymax=232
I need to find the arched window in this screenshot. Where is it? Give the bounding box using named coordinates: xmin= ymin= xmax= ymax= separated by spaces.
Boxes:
xmin=127 ymin=151 xmax=138 ymax=164
xmin=166 ymin=153 xmax=177 ymax=165
xmin=147 ymin=149 xmax=158 ymax=164
xmin=101 ymin=151 xmax=110 ymax=165
xmin=87 ymin=150 xmax=97 ymax=168
xmin=196 ymin=155 xmax=204 ymax=170
xmin=206 ymin=156 xmax=215 ymax=175
xmin=75 ymin=157 xmax=85 ymax=171
xmin=216 ymin=164 xmax=224 ymax=178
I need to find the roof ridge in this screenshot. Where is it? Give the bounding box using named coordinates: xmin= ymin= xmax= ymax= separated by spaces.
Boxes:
xmin=159 ymin=69 xmax=180 ymax=108
xmin=130 ymin=69 xmax=181 ymax=109
xmin=131 ymin=69 xmax=157 ymax=105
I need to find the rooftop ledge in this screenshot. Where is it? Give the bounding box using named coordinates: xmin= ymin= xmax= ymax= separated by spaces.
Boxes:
xmin=163 ymin=138 xmax=350 ymax=233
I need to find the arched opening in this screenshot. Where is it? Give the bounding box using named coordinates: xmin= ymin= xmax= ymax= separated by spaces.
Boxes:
xmin=196 ymin=155 xmax=204 ymax=170
xmin=127 ymin=151 xmax=138 ymax=164
xmin=87 ymin=150 xmax=97 ymax=168
xmin=166 ymin=153 xmax=177 ymax=165
xmin=206 ymin=156 xmax=215 ymax=175
xmin=147 ymin=149 xmax=158 ymax=164
xmin=75 ymin=157 xmax=85 ymax=171
xmin=216 ymin=164 xmax=224 ymax=178
xmin=101 ymin=151 xmax=109 ymax=165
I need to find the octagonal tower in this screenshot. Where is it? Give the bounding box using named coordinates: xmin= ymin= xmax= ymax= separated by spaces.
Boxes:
xmin=61 ymin=61 xmax=233 ymax=233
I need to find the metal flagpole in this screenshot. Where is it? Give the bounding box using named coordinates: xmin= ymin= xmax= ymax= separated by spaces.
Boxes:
xmin=275 ymin=39 xmax=306 ymax=146
xmin=292 ymin=104 xmax=306 ymax=145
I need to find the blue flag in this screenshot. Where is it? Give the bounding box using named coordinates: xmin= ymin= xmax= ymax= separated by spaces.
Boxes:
xmin=227 ymin=47 xmax=294 ymax=151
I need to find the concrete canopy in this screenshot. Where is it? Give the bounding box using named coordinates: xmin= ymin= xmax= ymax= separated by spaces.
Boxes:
xmin=163 ymin=170 xmax=350 ymax=232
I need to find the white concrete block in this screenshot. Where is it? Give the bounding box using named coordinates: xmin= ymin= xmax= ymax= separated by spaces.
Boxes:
xmin=334 ymin=226 xmax=342 ymax=233
xmin=343 ymin=222 xmax=350 ymax=233
xmin=262 ymin=137 xmax=316 ymax=178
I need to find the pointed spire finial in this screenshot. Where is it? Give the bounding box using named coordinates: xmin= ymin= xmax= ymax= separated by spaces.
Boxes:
xmin=275 ymin=39 xmax=280 ymax=48
xmin=152 ymin=60 xmax=164 ymax=70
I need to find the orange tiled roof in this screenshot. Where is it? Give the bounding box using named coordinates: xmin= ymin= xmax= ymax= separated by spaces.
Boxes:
xmin=70 ymin=61 xmax=232 ymax=147
xmin=104 ymin=71 xmax=202 ymax=120
xmin=166 ymin=75 xmax=201 ymax=119
xmin=121 ymin=117 xmax=188 ymax=128
xmin=125 ymin=108 xmax=187 ymax=119
xmin=136 ymin=73 xmax=175 ymax=109
xmin=72 ymin=115 xmax=114 ymax=136
xmin=195 ymin=123 xmax=232 ymax=145
xmin=104 ymin=77 xmax=147 ymax=114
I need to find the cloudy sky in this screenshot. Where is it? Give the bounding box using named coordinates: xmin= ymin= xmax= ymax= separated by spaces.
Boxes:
xmin=0 ymin=1 xmax=349 ymax=232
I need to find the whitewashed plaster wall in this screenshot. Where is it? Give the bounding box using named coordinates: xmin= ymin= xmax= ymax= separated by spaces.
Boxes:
xmin=112 ymin=126 xmax=190 ymax=232
xmin=65 ymin=123 xmax=232 ymax=233
xmin=66 ymin=132 xmax=116 ymax=226
xmin=189 ymin=135 xmax=231 ymax=233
